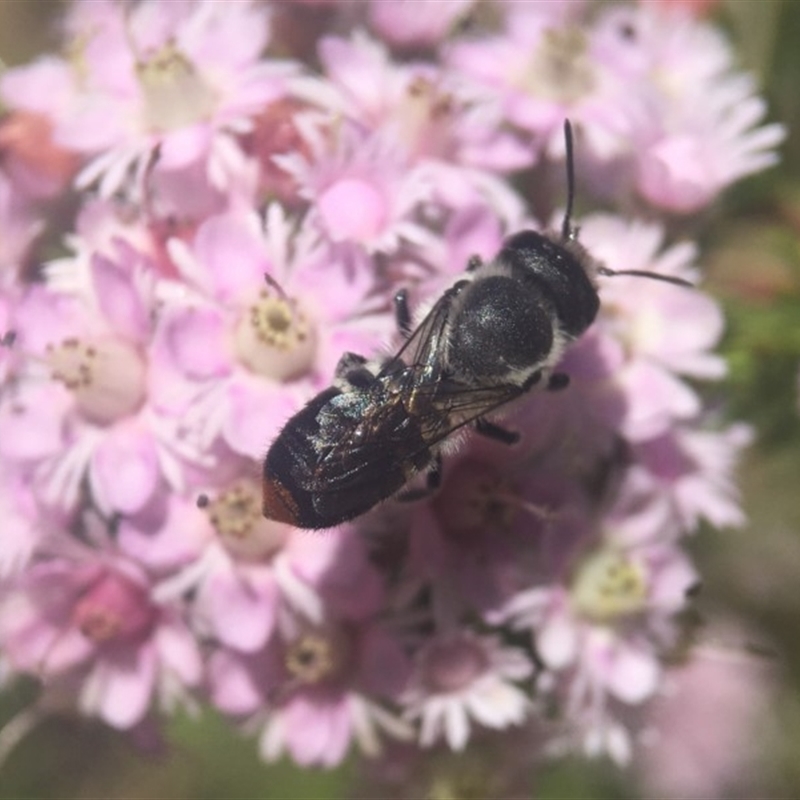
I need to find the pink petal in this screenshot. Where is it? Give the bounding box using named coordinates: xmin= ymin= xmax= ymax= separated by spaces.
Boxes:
xmin=607 ymin=644 xmax=659 ymax=704
xmin=154 ymin=619 xmax=202 ymax=686
xmin=222 ymin=375 xmax=298 ymax=459
xmin=650 ymin=554 xmax=699 ymax=612
xmin=90 ymin=253 xmax=149 ymax=342
xmin=317 ymin=178 xmax=387 ymax=243
xmin=0 ymin=382 xmax=69 ymax=460
xmin=1 ymin=57 xmax=75 ymax=114
xmin=638 ymin=135 xmax=714 ymax=213
xmin=283 ymin=691 xmax=352 ymax=767
xmin=198 ymin=565 xmax=278 ymax=652
xmin=44 ymin=627 xmax=96 ymax=673
xmin=88 ymin=422 xmax=159 ymax=514
xmin=159 ymin=124 xmax=212 ymax=169
xmin=90 ymin=644 xmax=157 ymax=729
xmin=538 ymin=610 xmax=578 ymax=669
xmin=208 ymin=650 xmax=263 ymax=715
xmin=118 ymin=494 xmax=210 ymax=570
xmin=193 ymin=211 xmax=267 ymax=304
xmin=617 ymin=362 xmax=700 ymax=441
xmin=163 ymin=305 xmax=231 ymax=379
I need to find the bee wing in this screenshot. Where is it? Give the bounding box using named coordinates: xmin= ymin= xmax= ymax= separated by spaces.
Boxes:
xmin=415 ymin=379 xmax=528 ymax=447
xmin=379 ymin=281 xmax=467 ymax=379
xmin=316 ymin=379 xmax=525 ymax=491
xmin=292 ymin=378 xmax=526 ymax=526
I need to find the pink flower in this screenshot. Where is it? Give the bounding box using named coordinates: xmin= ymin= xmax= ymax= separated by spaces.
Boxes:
xmin=0 ymin=244 xmax=197 ymax=515
xmin=584 ymin=215 xmax=724 ymax=376
xmin=495 ymin=537 xmax=698 ymax=762
xmin=275 ymin=122 xmax=433 ymax=254
xmin=637 ymin=622 xmax=776 ymax=797
xmin=620 ymin=424 xmax=752 ymax=535
xmin=3 ymin=0 xmax=298 ymax=201
xmin=0 ymin=108 xmax=79 ymax=200
xmin=308 ymin=33 xmax=531 ymax=177
xmin=402 ymin=630 xmax=532 ymax=750
xmin=545 ymin=214 xmax=725 ymax=442
xmin=0 ymin=555 xmax=201 ymax=730
xmin=407 ymin=453 xmax=575 ymax=614
xmin=367 ymin=0 xmax=475 ymax=48
xmin=158 ymin=204 xmax=391 ymax=458
xmin=122 ymin=480 xmax=383 ymax=653
xmin=446 ymin=3 xmax=638 ymax=160
xmin=593 ymin=5 xmax=785 ymax=210
xmin=209 ymin=608 xmax=411 ymax=767
xmin=0 ymin=467 xmax=49 ymax=577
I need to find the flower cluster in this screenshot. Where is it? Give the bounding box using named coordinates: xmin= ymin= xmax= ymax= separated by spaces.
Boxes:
xmin=0 ymin=0 xmax=781 ymax=792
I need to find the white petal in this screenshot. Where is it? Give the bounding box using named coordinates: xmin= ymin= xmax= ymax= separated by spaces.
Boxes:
xmin=443 ymin=700 xmax=470 ymax=751
xmin=538 ymin=613 xmax=578 ymax=669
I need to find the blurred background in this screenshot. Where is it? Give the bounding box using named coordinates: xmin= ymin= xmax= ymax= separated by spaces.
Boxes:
xmin=1 ymin=0 xmax=799 ymax=797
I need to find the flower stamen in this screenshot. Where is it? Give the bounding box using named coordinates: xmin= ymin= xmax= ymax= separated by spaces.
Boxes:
xmin=45 ymin=336 xmax=147 ymax=425
xmin=203 ymin=480 xmax=289 ymax=561
xmin=234 ymin=288 xmax=316 ymax=381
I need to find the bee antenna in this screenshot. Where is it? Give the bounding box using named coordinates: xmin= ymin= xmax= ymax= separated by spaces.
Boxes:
xmin=597 ymin=265 xmax=694 ymax=289
xmin=196 ymin=493 xmax=210 ymax=509
xmin=1 ymin=330 xmax=16 ymax=348
xmin=561 ymin=119 xmax=577 ymax=242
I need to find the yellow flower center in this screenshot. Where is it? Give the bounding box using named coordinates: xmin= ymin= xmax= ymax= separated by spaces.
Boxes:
xmin=570 ymin=548 xmax=648 ymax=622
xmin=137 ymin=42 xmax=217 ymax=132
xmin=46 ymin=336 xmax=147 ymax=425
xmin=521 ymin=27 xmax=595 ymax=104
xmin=284 ymin=626 xmax=352 ymax=687
xmin=203 ymin=479 xmax=289 ymax=561
xmin=234 ymin=288 xmax=316 ymax=381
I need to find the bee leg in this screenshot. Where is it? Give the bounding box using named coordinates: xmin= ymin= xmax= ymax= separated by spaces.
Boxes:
xmin=396 ymin=455 xmax=442 ymax=502
xmin=547 ymin=372 xmax=570 ymax=391
xmin=334 ymin=352 xmax=367 ymax=378
xmin=466 ymin=254 xmax=484 ymax=272
xmin=394 ymin=289 xmax=412 ymax=338
xmin=475 ymin=418 xmax=520 ymax=445
xmin=334 ymin=352 xmax=377 ymax=389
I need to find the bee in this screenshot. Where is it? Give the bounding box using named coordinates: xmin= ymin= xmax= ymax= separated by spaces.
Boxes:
xmin=262 ymin=122 xmax=691 ymax=530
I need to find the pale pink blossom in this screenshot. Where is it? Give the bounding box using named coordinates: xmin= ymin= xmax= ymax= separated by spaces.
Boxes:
xmin=446 ymin=3 xmax=638 ymax=160
xmin=274 ymin=122 xmax=433 ymax=255
xmin=2 ymin=0 xmax=298 ymax=202
xmin=637 ymin=624 xmax=776 ymax=797
xmin=402 ymin=630 xmax=532 ymax=750
xmin=121 ymin=482 xmax=383 ymax=652
xmin=495 ymin=538 xmax=697 ymax=761
xmin=0 ymin=244 xmax=196 ymax=515
xmin=158 ymin=204 xmax=391 ymax=458
xmin=368 ymin=0 xmax=475 ymax=48
xmin=209 ymin=608 xmax=411 ymax=767
xmin=620 ymin=424 xmax=752 ymax=536
xmin=0 ymin=555 xmax=201 ymax=730
xmin=307 ymin=33 xmax=531 ymax=176
xmin=593 ymin=5 xmax=785 ymax=210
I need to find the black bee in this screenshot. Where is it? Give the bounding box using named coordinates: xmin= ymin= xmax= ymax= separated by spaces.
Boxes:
xmin=262 ymin=121 xmax=691 ymax=529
